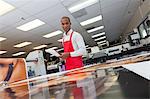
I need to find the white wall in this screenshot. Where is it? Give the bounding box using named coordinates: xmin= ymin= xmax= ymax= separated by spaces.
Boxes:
xmin=123 ymin=0 xmax=150 ymax=41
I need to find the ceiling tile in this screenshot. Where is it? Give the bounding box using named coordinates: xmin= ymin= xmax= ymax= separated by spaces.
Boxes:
xmin=19 ymin=0 xmax=60 ymax=16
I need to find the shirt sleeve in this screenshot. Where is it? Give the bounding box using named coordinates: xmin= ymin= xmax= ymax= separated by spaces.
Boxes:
xmin=70 ymin=33 xmax=87 ymax=57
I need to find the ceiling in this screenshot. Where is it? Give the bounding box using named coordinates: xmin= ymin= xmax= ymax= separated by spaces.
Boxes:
xmin=0 ymin=0 xmax=141 ymax=57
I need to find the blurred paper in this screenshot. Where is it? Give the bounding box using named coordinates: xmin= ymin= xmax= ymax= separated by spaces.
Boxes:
xmin=46 ymin=49 xmax=60 ymax=57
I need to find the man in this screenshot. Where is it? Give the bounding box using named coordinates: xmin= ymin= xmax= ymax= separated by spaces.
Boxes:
xmin=59 ymin=16 xmax=87 ymax=70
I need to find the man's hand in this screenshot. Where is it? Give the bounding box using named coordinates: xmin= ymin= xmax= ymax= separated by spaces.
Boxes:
xmin=59 ymin=52 xmax=70 ymax=59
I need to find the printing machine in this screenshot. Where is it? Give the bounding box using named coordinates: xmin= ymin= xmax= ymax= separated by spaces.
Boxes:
xmin=84 ymin=34 xmax=150 ymax=65
xmin=0 ymin=51 xmax=150 ymax=99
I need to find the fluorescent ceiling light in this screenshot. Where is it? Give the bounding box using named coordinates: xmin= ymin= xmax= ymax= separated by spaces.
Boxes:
xmin=85 ymin=45 xmax=89 ymax=48
xmin=0 ymin=37 xmax=7 ymax=42
xmin=33 ymin=45 xmax=47 ymax=50
xmin=68 ymin=0 xmax=99 ymax=13
xmin=80 ymin=15 xmax=102 ymax=26
xmin=14 ymin=42 xmax=32 ymax=48
xmin=92 ymin=32 xmax=105 ymax=38
xmin=45 ymin=47 xmax=58 ymax=52
xmin=16 ymin=19 xmax=45 ymax=31
xmin=12 ymin=52 xmax=26 ymax=56
xmin=97 ymin=40 xmax=106 ymax=44
xmin=86 ymin=47 xmax=91 ymax=49
xmin=0 ymin=0 xmax=15 ymax=16
xmin=58 ymin=39 xmax=63 ymax=42
xmin=43 ymin=30 xmax=63 ymax=38
xmin=87 ymin=26 xmax=104 ymax=33
xmin=99 ymin=43 xmax=106 ymax=46
xmin=94 ymin=36 xmax=106 ymax=41
xmin=0 ymin=51 xmax=7 ymax=54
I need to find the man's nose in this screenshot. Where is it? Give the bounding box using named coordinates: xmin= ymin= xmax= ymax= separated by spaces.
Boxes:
xmin=64 ymin=25 xmax=68 ymax=27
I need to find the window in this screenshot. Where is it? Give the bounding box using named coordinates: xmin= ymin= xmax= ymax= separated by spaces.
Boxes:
xmin=144 ymin=18 xmax=150 ymax=35
xmin=138 ymin=23 xmax=147 ymax=38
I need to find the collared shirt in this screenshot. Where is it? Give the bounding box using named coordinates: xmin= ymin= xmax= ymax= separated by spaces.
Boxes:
xmin=63 ymin=29 xmax=87 ymax=57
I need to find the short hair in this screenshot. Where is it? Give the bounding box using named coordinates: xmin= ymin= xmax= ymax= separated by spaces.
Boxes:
xmin=61 ymin=16 xmax=71 ymax=23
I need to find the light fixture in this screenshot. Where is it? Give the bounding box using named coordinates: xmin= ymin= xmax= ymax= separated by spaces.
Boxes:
xmin=16 ymin=19 xmax=45 ymax=31
xmin=0 ymin=51 xmax=7 ymax=54
xmin=80 ymin=15 xmax=102 ymax=26
xmin=0 ymin=0 xmax=15 ymax=16
xmin=94 ymin=36 xmax=106 ymax=41
xmin=68 ymin=0 xmax=99 ymax=13
xmin=45 ymin=47 xmax=58 ymax=52
xmin=97 ymin=40 xmax=106 ymax=44
xmin=87 ymin=26 xmax=104 ymax=33
xmin=92 ymin=32 xmax=105 ymax=38
xmin=85 ymin=45 xmax=89 ymax=48
xmin=12 ymin=52 xmax=26 ymax=56
xmin=43 ymin=30 xmax=63 ymax=38
xmin=14 ymin=42 xmax=32 ymax=48
xmin=86 ymin=47 xmax=91 ymax=49
xmin=58 ymin=39 xmax=63 ymax=42
xmin=0 ymin=37 xmax=7 ymax=42
xmin=33 ymin=45 xmax=47 ymax=50
xmin=99 ymin=43 xmax=106 ymax=46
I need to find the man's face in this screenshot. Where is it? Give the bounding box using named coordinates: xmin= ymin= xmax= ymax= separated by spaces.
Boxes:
xmin=61 ymin=18 xmax=71 ymax=32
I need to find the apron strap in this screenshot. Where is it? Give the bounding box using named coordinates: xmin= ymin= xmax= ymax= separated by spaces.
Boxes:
xmin=4 ymin=64 xmax=13 ymax=81
xmin=62 ymin=31 xmax=74 ymax=46
xmin=69 ymin=31 xmax=74 ymax=41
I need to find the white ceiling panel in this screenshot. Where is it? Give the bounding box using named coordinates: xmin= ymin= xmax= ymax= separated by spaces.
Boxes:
xmin=19 ymin=0 xmax=60 ymax=16
xmin=72 ymin=3 xmax=101 ymax=22
xmin=0 ymin=0 xmax=141 ymax=57
xmin=0 ymin=9 xmax=31 ymax=25
xmin=102 ymin=1 xmax=128 ymax=16
xmin=34 ymin=3 xmax=73 ymax=29
xmin=1 ymin=30 xmax=28 ymax=40
xmin=121 ymin=0 xmax=141 ymax=32
xmin=101 ymin=0 xmax=130 ymax=42
xmin=4 ymin=0 xmax=32 ymax=7
xmin=23 ymin=24 xmax=56 ymax=36
xmin=0 ymin=25 xmax=15 ymax=35
xmin=100 ymin=0 xmax=129 ymax=9
xmin=61 ymin=0 xmax=79 ymax=7
xmin=0 ymin=23 xmax=8 ymax=31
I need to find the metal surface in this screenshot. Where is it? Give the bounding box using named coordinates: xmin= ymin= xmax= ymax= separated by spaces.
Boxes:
xmin=0 ymin=52 xmax=150 ymax=99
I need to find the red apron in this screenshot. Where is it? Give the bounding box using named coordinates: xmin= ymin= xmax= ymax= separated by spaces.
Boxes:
xmin=63 ymin=31 xmax=83 ymax=70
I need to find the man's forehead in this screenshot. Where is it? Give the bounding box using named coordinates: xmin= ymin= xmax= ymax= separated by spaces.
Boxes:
xmin=61 ymin=20 xmax=70 ymax=24
xmin=61 ymin=18 xmax=69 ymax=21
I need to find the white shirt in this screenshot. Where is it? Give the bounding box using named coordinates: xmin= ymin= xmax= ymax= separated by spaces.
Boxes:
xmin=63 ymin=29 xmax=87 ymax=57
